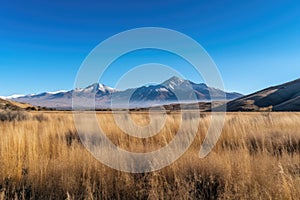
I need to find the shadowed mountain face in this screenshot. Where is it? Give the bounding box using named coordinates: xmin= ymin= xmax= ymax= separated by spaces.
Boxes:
xmin=162 ymin=76 xmax=242 ymax=100
xmin=222 ymin=78 xmax=300 ymax=111
xmin=10 ymin=76 xmax=243 ymax=109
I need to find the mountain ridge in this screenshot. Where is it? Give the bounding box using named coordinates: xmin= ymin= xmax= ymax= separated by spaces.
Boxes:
xmin=9 ymin=76 xmax=243 ymax=109
xmin=217 ymin=78 xmax=300 ymax=111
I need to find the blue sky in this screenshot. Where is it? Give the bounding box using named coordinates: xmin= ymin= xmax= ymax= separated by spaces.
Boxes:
xmin=0 ymin=0 xmax=299 ymax=96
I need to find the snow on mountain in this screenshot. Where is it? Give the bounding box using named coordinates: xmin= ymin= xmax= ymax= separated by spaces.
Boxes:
xmin=162 ymin=76 xmax=185 ymax=89
xmin=75 ymin=83 xmax=115 ymax=93
xmin=0 ymin=94 xmax=26 ymax=99
xmin=46 ymin=90 xmax=68 ymax=94
xmin=11 ymin=76 xmax=243 ymax=109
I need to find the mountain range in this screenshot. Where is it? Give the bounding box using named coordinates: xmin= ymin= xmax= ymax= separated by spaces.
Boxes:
xmin=139 ymin=77 xmax=300 ymax=112
xmin=2 ymin=77 xmax=300 ymax=111
xmin=8 ymin=76 xmax=242 ymax=109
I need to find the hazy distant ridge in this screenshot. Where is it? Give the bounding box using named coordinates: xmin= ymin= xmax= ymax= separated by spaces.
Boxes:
xmin=10 ymin=76 xmax=242 ymax=109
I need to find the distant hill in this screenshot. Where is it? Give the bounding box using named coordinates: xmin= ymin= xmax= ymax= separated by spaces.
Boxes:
xmin=0 ymin=98 xmax=35 ymax=110
xmin=9 ymin=76 xmax=243 ymax=109
xmin=219 ymin=78 xmax=300 ymax=111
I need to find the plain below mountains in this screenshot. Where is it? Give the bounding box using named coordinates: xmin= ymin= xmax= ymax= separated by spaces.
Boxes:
xmin=9 ymin=76 xmax=242 ymax=109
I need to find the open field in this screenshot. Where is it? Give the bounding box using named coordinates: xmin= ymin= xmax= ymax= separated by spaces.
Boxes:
xmin=0 ymin=111 xmax=300 ymax=199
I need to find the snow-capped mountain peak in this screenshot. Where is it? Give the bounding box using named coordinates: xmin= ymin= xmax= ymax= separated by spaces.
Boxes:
xmin=162 ymin=76 xmax=184 ymax=87
xmin=162 ymin=76 xmax=205 ymax=91
xmin=75 ymin=83 xmax=115 ymax=93
xmin=9 ymin=77 xmax=243 ymax=109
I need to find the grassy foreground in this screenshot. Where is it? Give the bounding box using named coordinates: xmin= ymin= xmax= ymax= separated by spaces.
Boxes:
xmin=0 ymin=111 xmax=300 ymax=199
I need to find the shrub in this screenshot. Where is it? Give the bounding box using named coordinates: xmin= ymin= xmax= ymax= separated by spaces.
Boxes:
xmin=0 ymin=110 xmax=28 ymax=121
xmin=0 ymin=110 xmax=48 ymax=122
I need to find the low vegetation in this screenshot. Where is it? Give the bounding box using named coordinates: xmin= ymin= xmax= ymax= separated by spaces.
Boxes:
xmin=0 ymin=111 xmax=299 ymax=199
xmin=0 ymin=110 xmax=47 ymax=122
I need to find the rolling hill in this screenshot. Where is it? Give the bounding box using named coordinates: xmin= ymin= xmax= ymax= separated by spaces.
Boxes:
xmin=0 ymin=98 xmax=35 ymax=110
xmin=221 ymin=78 xmax=300 ymax=111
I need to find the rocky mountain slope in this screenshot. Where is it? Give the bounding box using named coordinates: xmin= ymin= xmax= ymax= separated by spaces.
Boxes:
xmin=10 ymin=76 xmax=242 ymax=109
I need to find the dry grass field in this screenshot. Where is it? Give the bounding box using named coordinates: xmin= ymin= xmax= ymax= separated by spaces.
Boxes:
xmin=0 ymin=111 xmax=300 ymax=199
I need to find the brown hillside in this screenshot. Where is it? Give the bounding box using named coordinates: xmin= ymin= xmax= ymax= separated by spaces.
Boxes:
xmin=0 ymin=98 xmax=36 ymax=110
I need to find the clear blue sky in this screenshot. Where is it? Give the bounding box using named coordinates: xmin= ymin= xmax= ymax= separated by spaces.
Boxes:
xmin=0 ymin=0 xmax=299 ymax=96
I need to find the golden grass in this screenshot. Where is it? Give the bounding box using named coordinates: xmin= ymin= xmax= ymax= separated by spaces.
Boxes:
xmin=0 ymin=111 xmax=300 ymax=199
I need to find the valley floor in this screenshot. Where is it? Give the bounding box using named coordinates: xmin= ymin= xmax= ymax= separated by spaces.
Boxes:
xmin=0 ymin=111 xmax=300 ymax=199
